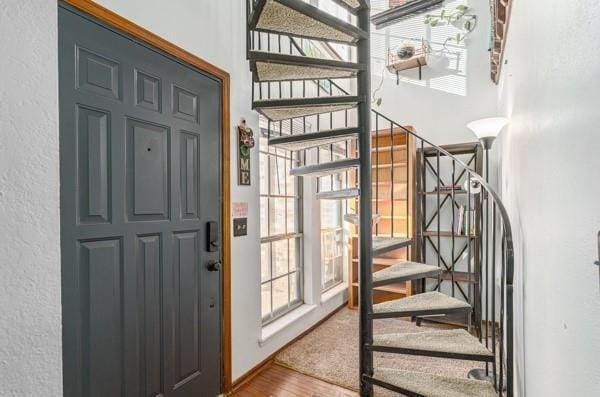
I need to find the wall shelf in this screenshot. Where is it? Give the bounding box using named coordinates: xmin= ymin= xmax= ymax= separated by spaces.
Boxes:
xmin=387 ymin=45 xmax=427 ymax=81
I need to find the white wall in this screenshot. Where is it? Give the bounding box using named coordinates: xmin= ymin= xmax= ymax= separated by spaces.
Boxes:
xmin=371 ymin=0 xmax=497 ymax=144
xmin=495 ymin=1 xmax=600 ymax=396
xmin=0 ymin=1 xmax=62 ymax=396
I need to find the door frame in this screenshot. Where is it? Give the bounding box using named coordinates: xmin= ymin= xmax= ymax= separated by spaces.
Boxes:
xmin=60 ymin=0 xmax=233 ymax=392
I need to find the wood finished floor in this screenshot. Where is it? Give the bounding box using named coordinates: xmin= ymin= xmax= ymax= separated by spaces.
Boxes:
xmin=231 ymin=363 xmax=358 ymax=397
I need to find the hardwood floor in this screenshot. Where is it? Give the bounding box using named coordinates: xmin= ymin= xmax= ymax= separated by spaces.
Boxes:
xmin=231 ymin=363 xmax=358 ymax=397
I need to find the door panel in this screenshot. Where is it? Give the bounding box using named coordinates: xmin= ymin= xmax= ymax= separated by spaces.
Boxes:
xmin=59 ymin=5 xmax=222 ymax=397
xmin=126 ymin=118 xmax=170 ymax=220
xmin=80 ymin=238 xmax=123 ymax=397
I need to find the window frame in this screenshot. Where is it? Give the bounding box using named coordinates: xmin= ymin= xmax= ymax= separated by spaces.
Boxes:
xmin=259 ymin=131 xmax=304 ymax=325
xmin=318 ymin=143 xmax=348 ymax=292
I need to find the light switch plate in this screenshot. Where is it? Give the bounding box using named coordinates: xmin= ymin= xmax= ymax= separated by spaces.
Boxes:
xmin=233 ymin=218 xmax=248 ymax=237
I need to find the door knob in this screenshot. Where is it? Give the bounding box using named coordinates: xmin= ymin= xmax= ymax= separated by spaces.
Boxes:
xmin=207 ymin=261 xmax=221 ymax=272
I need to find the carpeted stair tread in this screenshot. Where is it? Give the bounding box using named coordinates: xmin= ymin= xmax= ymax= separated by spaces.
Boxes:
xmin=290 ymin=158 xmax=359 ymax=177
xmin=369 ymin=368 xmax=497 ymax=397
xmin=372 ymin=262 xmax=441 ymax=285
xmin=372 ymin=291 xmax=470 ymax=318
xmin=253 ymin=0 xmax=365 ymax=43
xmin=268 ymin=127 xmax=359 ymax=151
xmin=372 ymin=236 xmax=411 ymax=255
xmin=253 ymin=96 xmax=359 ymax=121
xmin=250 ymin=52 xmax=362 ymax=81
xmin=316 ymin=188 xmax=360 ymax=200
xmin=371 ymin=329 xmax=494 ymax=361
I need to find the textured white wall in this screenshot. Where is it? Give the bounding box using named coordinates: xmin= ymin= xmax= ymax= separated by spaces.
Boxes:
xmin=370 ymin=0 xmax=497 ymax=144
xmin=495 ymin=1 xmax=600 ymax=396
xmin=0 ymin=1 xmax=62 ymax=396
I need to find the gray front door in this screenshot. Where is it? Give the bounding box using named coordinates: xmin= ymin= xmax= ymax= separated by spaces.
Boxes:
xmin=59 ymin=5 xmax=222 ymax=397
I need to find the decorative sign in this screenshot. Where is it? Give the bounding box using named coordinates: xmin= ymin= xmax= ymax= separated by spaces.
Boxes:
xmin=237 ymin=118 xmax=255 ymax=186
xmin=232 ymin=202 xmax=249 ymax=218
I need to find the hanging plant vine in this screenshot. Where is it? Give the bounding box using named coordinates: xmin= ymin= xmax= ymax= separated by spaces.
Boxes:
xmin=424 ymin=5 xmax=477 ymax=48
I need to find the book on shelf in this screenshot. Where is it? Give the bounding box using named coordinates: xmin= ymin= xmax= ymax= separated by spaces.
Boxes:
xmin=454 ymin=205 xmax=465 ymax=234
xmin=452 ymin=205 xmax=476 ymax=236
xmin=435 ymin=184 xmax=462 ymax=192
xmin=463 ymin=208 xmax=476 ymax=236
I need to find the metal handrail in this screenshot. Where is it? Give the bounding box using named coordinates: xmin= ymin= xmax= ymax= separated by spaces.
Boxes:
xmin=372 ymin=108 xmax=515 ymax=395
xmin=372 ymin=109 xmax=514 ymax=287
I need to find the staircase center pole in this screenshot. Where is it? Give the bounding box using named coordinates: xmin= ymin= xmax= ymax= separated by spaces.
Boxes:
xmin=357 ymin=3 xmax=373 ymax=396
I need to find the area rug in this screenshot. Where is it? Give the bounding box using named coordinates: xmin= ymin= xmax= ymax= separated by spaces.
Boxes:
xmin=275 ymin=307 xmax=481 ymax=396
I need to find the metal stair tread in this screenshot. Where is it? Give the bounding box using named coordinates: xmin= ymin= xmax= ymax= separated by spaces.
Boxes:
xmin=249 ymin=51 xmax=364 ymax=82
xmin=251 ymin=0 xmax=367 ymax=44
xmin=367 ymin=368 xmax=497 ymax=397
xmin=371 ymin=329 xmax=494 ymax=362
xmin=289 ymin=158 xmax=359 ymax=177
xmin=372 ymin=262 xmax=441 ymax=286
xmin=371 ymin=291 xmax=471 ymax=318
xmin=268 ymin=127 xmax=359 ymax=151
xmin=343 ymin=213 xmax=381 ymax=225
xmin=253 ymin=95 xmax=359 ymax=121
xmin=372 ymin=236 xmax=411 ymax=256
xmin=316 ymin=188 xmax=360 ymax=200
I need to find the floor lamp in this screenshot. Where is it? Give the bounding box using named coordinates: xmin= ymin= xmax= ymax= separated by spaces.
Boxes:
xmin=465 ymin=117 xmax=508 ymax=386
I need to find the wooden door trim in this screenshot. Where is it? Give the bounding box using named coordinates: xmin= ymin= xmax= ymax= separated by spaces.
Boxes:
xmin=60 ymin=0 xmax=233 ymax=392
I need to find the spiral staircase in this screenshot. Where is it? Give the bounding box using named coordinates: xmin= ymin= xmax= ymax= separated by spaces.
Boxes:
xmin=246 ymin=1 xmax=514 ymax=396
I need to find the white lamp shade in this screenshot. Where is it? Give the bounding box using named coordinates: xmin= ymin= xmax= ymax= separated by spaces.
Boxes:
xmin=466 ymin=117 xmax=508 ymax=139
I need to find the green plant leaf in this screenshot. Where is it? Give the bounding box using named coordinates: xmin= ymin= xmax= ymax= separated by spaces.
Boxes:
xmin=430 ymin=19 xmax=438 ymax=26
xmin=456 ymin=33 xmax=463 ymax=43
xmin=456 ymin=5 xmax=468 ymax=12
xmin=464 ymin=20 xmax=472 ymax=31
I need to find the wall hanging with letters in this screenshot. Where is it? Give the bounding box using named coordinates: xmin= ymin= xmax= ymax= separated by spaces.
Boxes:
xmin=237 ymin=118 xmax=255 ymax=185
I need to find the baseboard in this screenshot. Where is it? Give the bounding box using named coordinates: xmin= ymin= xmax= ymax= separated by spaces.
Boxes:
xmin=229 ymin=301 xmax=347 ymax=394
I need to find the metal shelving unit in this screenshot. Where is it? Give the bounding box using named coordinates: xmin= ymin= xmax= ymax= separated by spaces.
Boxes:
xmin=415 ymin=142 xmax=483 ymax=329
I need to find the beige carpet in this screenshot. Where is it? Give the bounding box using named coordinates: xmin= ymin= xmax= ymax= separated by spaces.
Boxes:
xmin=275 ymin=308 xmax=481 ymax=396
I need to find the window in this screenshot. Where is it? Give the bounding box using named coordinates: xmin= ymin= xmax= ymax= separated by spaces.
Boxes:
xmin=260 ymin=132 xmax=303 ymax=324
xmin=318 ymin=144 xmax=347 ymax=291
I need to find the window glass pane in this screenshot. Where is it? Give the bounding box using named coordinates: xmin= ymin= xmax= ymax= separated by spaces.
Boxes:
xmin=321 ymin=202 xmax=344 ymax=291
xmin=286 ymin=198 xmax=296 ymax=233
xmin=290 ymin=272 xmax=299 ymax=303
xmin=269 ymin=198 xmax=286 ymax=236
xmin=260 ymin=197 xmax=268 ymax=238
xmin=269 ymin=156 xmax=286 ymax=195
xmin=322 ymin=200 xmax=341 ymax=228
xmin=334 ymin=253 xmax=343 ymax=283
xmin=288 ymin=238 xmax=297 ymax=272
xmin=285 ymin=158 xmax=296 ymax=196
xmin=272 ymin=239 xmax=289 ymax=278
xmin=272 ymin=276 xmax=289 ymax=313
xmin=260 ymin=151 xmax=268 ymax=194
xmin=261 ymin=282 xmax=271 ymax=319
xmin=261 ymin=243 xmax=270 ymax=283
